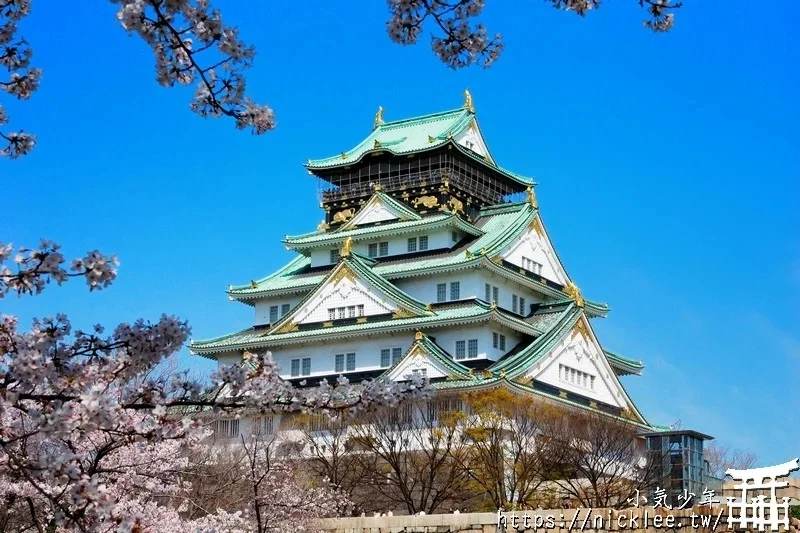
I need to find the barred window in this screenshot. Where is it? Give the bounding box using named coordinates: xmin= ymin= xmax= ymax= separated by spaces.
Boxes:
xmin=335 ymin=354 xmax=345 ymax=373
xmin=468 ymin=339 xmax=478 ymax=358
xmin=492 ymin=332 xmax=499 ymax=348
xmin=450 ymin=281 xmax=460 ymax=300
xmin=253 ymin=415 xmax=274 ymax=435
xmin=368 ymin=243 xmax=378 ymax=257
xmin=330 ymin=249 xmax=339 ymax=263
xmin=281 ymin=303 xmax=290 ymax=316
xmin=492 ymin=286 xmax=499 ymax=303
xmin=328 ymin=308 xmax=336 ymax=321
xmin=213 ymin=419 xmax=239 ymax=439
xmin=512 ymin=294 xmax=518 ymax=313
xmin=392 ymin=347 xmax=402 ymax=364
xmin=455 ymin=340 xmax=466 ymax=360
xmin=357 ymin=304 xmax=365 ymax=316
xmin=337 ymin=307 xmax=346 ymax=320
xmin=301 ymin=357 xmax=311 ymax=376
xmin=269 ymin=305 xmax=279 ymax=323
xmin=407 ymin=237 xmax=417 ymax=252
xmin=346 ymin=352 xmax=356 ymax=371
xmin=347 ymin=305 xmax=356 ymax=318
xmin=418 ymin=236 xmax=429 ymax=250
xmin=378 ymin=242 xmax=389 ymax=256
xmin=519 ymin=297 xmax=526 ymax=316
xmin=485 ymin=283 xmax=491 ymax=302
xmin=290 ymin=359 xmax=300 ymax=377
xmin=436 ymin=283 xmax=447 ymax=303
xmin=499 ymin=335 xmax=506 ymax=351
xmin=380 ymin=349 xmax=391 ymax=368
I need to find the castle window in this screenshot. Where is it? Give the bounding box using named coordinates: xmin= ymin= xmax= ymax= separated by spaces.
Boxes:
xmin=519 ymin=297 xmax=526 ymax=316
xmin=290 ymin=359 xmax=300 ymax=377
xmin=253 ymin=415 xmax=274 ymax=436
xmin=467 ymin=339 xmax=479 ymax=358
xmin=418 ymin=236 xmax=429 ymax=250
xmin=493 ymin=332 xmax=506 ymax=350
xmin=328 ymin=308 xmax=336 ymax=321
xmin=301 ymin=357 xmax=311 ymax=376
xmin=455 ymin=340 xmax=466 ymax=360
xmin=408 ymin=237 xmax=417 ymax=252
xmin=493 ymin=332 xmax=498 ymax=348
xmin=499 ymin=335 xmax=506 ymax=350
xmin=337 ymin=307 xmax=346 ymax=320
xmin=213 ymin=419 xmax=239 ymax=439
xmin=485 ymin=283 xmax=499 ymax=304
xmin=523 ymin=257 xmax=542 ymax=275
xmin=346 ymin=352 xmax=356 ymax=371
xmin=330 ymin=249 xmax=339 ymax=264
xmin=368 ymin=243 xmax=377 ymax=257
xmin=379 ymin=242 xmax=389 ymax=256
xmin=380 ymin=347 xmax=403 ymax=368
xmin=449 ymin=281 xmax=460 ymax=300
xmin=269 ymin=305 xmax=279 ymax=323
xmin=559 ymin=364 xmax=594 ymax=390
xmin=281 ymin=303 xmax=290 ymax=316
xmin=436 ymin=283 xmax=447 ymax=303
xmin=512 ymin=294 xmax=518 ymax=313
xmin=411 ymin=368 xmax=427 ymax=380
xmin=347 ymin=305 xmax=356 ymax=318
xmin=335 ymin=353 xmax=344 ymax=373
xmin=357 ymin=304 xmax=365 ymax=316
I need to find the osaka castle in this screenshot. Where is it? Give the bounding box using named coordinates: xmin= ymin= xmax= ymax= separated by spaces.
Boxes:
xmin=190 ymin=92 xmax=653 ymax=428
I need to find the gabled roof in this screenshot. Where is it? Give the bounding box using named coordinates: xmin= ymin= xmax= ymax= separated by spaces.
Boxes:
xmin=339 ymin=190 xmax=421 ymax=230
xmin=283 ymin=213 xmax=483 ymax=250
xmin=190 ymin=299 xmax=544 ymax=357
xmin=382 ymin=332 xmax=472 ymax=381
xmin=305 ymin=107 xmax=533 ymax=187
xmin=266 ymin=253 xmax=432 ymax=335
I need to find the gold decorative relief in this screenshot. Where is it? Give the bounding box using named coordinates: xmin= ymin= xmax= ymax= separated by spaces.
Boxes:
xmin=401 ymin=191 xmax=410 ymax=201
xmin=322 ymin=321 xmax=333 ymax=328
xmin=250 ymin=280 xmax=258 ymax=288
xmin=447 ymin=196 xmax=464 ymax=215
xmin=409 ymin=345 xmax=425 ymax=359
xmin=411 ymin=195 xmax=439 ymax=209
xmin=373 ymin=140 xmax=382 ymax=149
xmin=356 ymin=317 xmax=367 ymax=324
xmin=500 ymin=369 xmax=507 ymax=378
xmin=480 ymin=248 xmax=487 ymax=256
xmin=427 ymin=135 xmax=436 ymax=143
xmin=574 ymin=318 xmax=591 ymax=340
xmin=274 ymin=321 xmax=299 ymax=334
xmin=414 ymin=330 xmax=424 ymax=341
xmin=317 ymin=220 xmax=329 ymax=232
xmin=425 ymin=303 xmax=432 ymax=312
xmin=331 ymin=264 xmax=356 ymax=286
xmin=491 ymin=255 xmax=503 ymax=264
xmin=374 ymin=106 xmax=384 ymax=129
xmin=340 ymin=236 xmax=353 ymax=258
xmin=526 ymin=186 xmax=538 ymax=208
xmin=564 ymin=281 xmax=585 ymax=308
xmin=392 ymin=307 xmax=415 ymax=319
xmin=530 ymin=217 xmax=545 ymax=236
xmin=559 ymin=390 xmax=568 ymax=399
xmin=332 ymin=208 xmax=355 ymax=224
xmin=340 ymin=152 xmax=347 ymax=160
xmin=373 ymin=183 xmax=383 ymax=191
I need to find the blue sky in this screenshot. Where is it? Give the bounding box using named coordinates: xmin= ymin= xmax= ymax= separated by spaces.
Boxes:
xmin=3 ymin=1 xmax=798 ymax=466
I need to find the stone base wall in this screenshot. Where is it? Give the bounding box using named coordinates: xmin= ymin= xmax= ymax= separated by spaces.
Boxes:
xmin=316 ymin=507 xmax=800 ymax=533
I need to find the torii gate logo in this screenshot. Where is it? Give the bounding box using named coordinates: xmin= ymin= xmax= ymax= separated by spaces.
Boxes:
xmin=726 ymin=458 xmax=799 ymax=531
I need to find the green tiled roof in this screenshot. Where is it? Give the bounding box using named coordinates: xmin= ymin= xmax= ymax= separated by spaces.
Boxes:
xmin=305 ymin=107 xmax=532 ymax=187
xmin=191 ymin=301 xmax=498 ymax=355
xmin=604 ymin=349 xmax=644 ymax=376
xmin=284 ymin=213 xmax=483 ymax=249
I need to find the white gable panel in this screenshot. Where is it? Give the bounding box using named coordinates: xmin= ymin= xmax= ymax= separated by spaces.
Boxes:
xmin=387 ymin=348 xmax=450 ymax=382
xmin=525 ymin=325 xmax=627 ymax=408
xmin=502 ymin=223 xmax=568 ymax=285
xmin=454 ymin=122 xmax=491 ymax=159
xmin=349 ymin=199 xmax=400 ymax=226
xmin=293 ymin=276 xmax=396 ymax=324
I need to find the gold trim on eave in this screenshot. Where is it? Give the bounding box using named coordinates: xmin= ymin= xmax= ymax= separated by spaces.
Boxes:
xmin=340 ymin=236 xmax=353 ymax=258
xmin=564 ymin=281 xmax=585 ymax=307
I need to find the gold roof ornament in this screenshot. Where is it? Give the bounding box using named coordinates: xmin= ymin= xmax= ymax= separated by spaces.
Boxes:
xmin=500 ymin=369 xmax=507 ymax=378
xmin=427 ymin=135 xmax=436 ymax=143
xmin=425 ymin=303 xmax=432 ymax=312
xmin=317 ymin=220 xmax=329 ymax=232
xmin=564 ymin=281 xmax=585 ymax=307
xmin=340 ymin=152 xmax=347 ymax=160
xmin=374 ymin=105 xmax=384 ymax=129
xmin=463 ymin=89 xmax=475 ymax=113
xmin=373 ymin=183 xmax=383 ymax=192
xmin=340 ymin=236 xmax=353 ymax=258
xmin=373 ymin=139 xmax=382 ymax=149
xmin=414 ymin=330 xmax=424 ymax=341
xmin=250 ymin=280 xmax=258 ymax=289
xmin=526 ymin=186 xmax=538 ymax=209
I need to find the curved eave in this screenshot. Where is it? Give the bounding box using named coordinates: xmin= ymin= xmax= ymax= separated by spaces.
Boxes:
xmin=605 ymin=349 xmax=645 ymax=376
xmin=307 ymin=138 xmax=531 ymax=189
xmin=283 ymin=214 xmax=484 ymax=251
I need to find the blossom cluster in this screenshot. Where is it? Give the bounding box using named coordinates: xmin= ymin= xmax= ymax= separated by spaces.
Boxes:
xmin=0 ymin=239 xmax=422 ymax=530
xmin=0 ymin=0 xmax=38 ymax=158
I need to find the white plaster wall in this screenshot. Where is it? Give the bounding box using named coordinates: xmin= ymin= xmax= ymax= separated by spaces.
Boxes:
xmin=294 ymin=276 xmax=395 ymax=324
xmin=531 ymin=332 xmax=625 ymax=408
xmin=395 ymin=271 xmax=545 ymax=315
xmin=502 ymin=226 xmax=568 ymax=286
xmin=307 ymin=228 xmax=456 ymax=268
xmin=254 ymin=296 xmax=304 ymax=325
xmin=350 ymin=200 xmax=397 ymax=225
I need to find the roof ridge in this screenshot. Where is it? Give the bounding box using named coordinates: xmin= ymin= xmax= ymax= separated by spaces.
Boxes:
xmin=378 ymin=107 xmax=467 ymax=129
